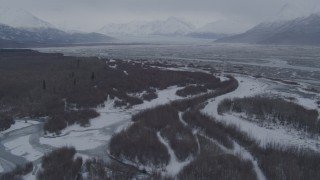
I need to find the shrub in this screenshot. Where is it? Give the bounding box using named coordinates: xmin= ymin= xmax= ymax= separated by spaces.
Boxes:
xmin=178 ymin=135 xmax=256 ymax=180
xmin=159 ymin=119 xmax=198 ymax=161
xmin=253 ymin=144 xmax=320 ymax=180
xmin=142 ymin=90 xmax=158 ymax=101
xmin=110 ymin=123 xmax=170 ymax=168
xmin=110 ymin=104 xmax=200 ymax=166
xmin=0 ymin=162 xmax=33 ymax=180
xmin=66 ymin=87 xmax=108 ymax=108
xmin=200 ymin=108 xmax=320 ymax=180
xmin=109 ymin=76 xmax=239 ymax=172
xmin=84 ymin=159 xmax=138 ymax=180
xmin=0 ymin=50 xmax=231 ymax=133
xmin=171 ymin=76 xmax=238 ymax=111
xmin=182 ymin=110 xmax=234 ymax=149
xmin=218 ymin=96 xmax=320 ymax=134
xmin=179 ymin=153 xmax=256 ymax=180
xmin=43 ymin=109 xmax=99 ymax=133
xmin=0 ymin=113 xmax=14 ymax=131
xmin=176 ymin=85 xmax=207 ymax=97
xmin=37 ymin=147 xmax=83 ymax=180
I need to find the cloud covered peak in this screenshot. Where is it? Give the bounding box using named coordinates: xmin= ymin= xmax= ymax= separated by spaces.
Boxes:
xmin=0 ymin=7 xmax=53 ymax=29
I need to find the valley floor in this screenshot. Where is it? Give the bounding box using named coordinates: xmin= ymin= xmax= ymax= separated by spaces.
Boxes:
xmin=0 ymin=48 xmax=320 ymax=180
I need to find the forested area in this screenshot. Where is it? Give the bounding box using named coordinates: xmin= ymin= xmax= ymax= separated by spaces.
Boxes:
xmin=0 ymin=49 xmax=222 ymax=133
xmin=218 ymin=96 xmax=320 ymax=134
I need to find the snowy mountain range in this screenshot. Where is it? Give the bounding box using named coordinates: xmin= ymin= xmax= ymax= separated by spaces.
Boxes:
xmin=216 ymin=13 xmax=320 ymax=45
xmin=99 ymin=17 xmax=241 ymax=40
xmin=270 ymin=3 xmax=310 ymax=22
xmin=0 ymin=23 xmax=115 ymax=44
xmin=185 ymin=19 xmax=253 ymax=40
xmin=0 ymin=8 xmax=115 ymax=47
xmin=2 ymin=4 xmax=319 ymax=46
xmin=197 ymin=19 xmax=253 ymax=35
xmin=216 ymin=3 xmax=320 ymax=46
xmin=0 ymin=7 xmax=53 ymax=29
xmin=100 ymin=17 xmax=196 ymax=36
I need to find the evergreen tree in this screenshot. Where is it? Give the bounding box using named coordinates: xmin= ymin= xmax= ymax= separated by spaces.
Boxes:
xmin=91 ymin=72 xmax=95 ymax=81
xmin=42 ymin=80 xmax=46 ymax=90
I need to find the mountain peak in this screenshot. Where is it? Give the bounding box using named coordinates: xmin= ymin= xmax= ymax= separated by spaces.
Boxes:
xmin=268 ymin=3 xmax=310 ymax=23
xmin=216 ymin=13 xmax=320 ymax=46
xmin=0 ymin=7 xmax=53 ymax=29
xmin=165 ymin=16 xmax=189 ymax=24
xmin=198 ymin=19 xmax=253 ymax=34
xmin=99 ymin=17 xmax=195 ymax=36
xmin=166 ymin=16 xmax=181 ymax=22
xmin=279 ymin=3 xmax=303 ymax=20
xmin=163 ymin=17 xmax=196 ymax=30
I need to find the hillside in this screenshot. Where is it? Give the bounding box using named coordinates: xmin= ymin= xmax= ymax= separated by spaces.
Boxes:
xmin=0 ymin=24 xmax=115 ymax=47
xmin=100 ymin=17 xmax=196 ymax=36
xmin=216 ymin=14 xmax=320 ymax=46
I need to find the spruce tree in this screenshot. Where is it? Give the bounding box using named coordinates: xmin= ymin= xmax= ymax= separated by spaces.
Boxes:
xmin=42 ymin=80 xmax=46 ymax=90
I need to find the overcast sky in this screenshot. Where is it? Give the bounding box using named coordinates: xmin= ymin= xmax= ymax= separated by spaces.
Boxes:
xmin=1 ymin=0 xmax=319 ymax=32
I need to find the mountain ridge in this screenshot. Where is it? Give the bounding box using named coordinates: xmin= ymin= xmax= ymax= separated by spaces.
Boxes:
xmin=0 ymin=8 xmax=116 ymax=47
xmin=0 ymin=23 xmax=116 ymax=47
xmin=0 ymin=7 xmax=53 ymax=29
xmin=99 ymin=17 xmax=196 ymax=36
xmin=215 ymin=13 xmax=320 ymax=46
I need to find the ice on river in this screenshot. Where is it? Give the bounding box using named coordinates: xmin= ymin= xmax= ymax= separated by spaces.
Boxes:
xmin=3 ymin=135 xmax=43 ymax=161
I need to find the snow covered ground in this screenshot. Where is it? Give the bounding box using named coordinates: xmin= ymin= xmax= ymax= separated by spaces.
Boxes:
xmin=1 ymin=120 xmax=39 ymax=135
xmin=271 ymin=90 xmax=320 ymax=118
xmin=0 ymin=84 xmax=184 ymax=176
xmin=202 ymin=76 xmax=320 ymax=152
xmin=40 ymin=130 xmax=110 ymax=151
xmin=134 ymin=85 xmax=183 ymax=110
xmin=199 ymin=133 xmax=266 ymax=180
xmin=203 ymin=76 xmax=270 ymax=116
xmin=22 ymin=164 xmax=39 ymax=180
xmin=23 ymin=173 xmax=36 ymax=180
xmin=39 ymin=86 xmax=183 ymax=151
xmin=1 ymin=71 xmax=318 ymax=177
xmin=157 ymin=132 xmax=193 ymax=176
xmin=3 ymin=135 xmax=43 ymax=162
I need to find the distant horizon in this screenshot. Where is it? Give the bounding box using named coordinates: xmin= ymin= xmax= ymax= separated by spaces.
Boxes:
xmin=0 ymin=0 xmax=319 ymax=33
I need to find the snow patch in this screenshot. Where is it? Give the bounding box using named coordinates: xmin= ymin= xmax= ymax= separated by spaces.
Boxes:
xmin=109 ymin=64 xmax=117 ymax=69
xmin=133 ymin=86 xmax=183 ymax=111
xmin=178 ymin=112 xmax=188 ymax=127
xmin=272 ymin=90 xmax=320 ymax=119
xmin=157 ymin=132 xmax=192 ymax=176
xmin=1 ymin=120 xmax=39 ymax=135
xmin=3 ymin=135 xmax=43 ymax=161
xmin=232 ymin=141 xmax=266 ymax=180
xmin=23 ymin=164 xmax=39 ymax=180
xmin=23 ymin=173 xmax=36 ymax=180
xmin=202 ymin=76 xmax=320 ymax=152
xmin=40 ymin=130 xmax=110 ymax=151
xmin=276 ymin=91 xmax=319 ymax=110
xmin=200 ymin=133 xmax=266 ymax=180
xmin=40 ymin=86 xmax=183 ymax=151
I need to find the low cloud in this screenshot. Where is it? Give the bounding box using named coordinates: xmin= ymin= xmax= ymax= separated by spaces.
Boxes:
xmin=0 ymin=0 xmax=319 ymax=32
